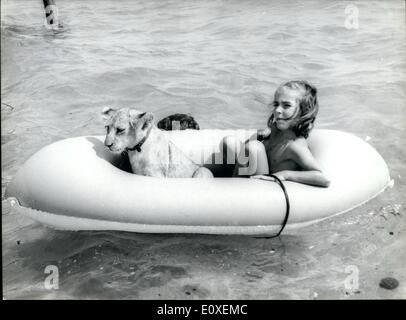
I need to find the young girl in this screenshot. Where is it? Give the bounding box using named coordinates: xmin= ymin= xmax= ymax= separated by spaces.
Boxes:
xmin=223 ymin=80 xmax=330 ymax=187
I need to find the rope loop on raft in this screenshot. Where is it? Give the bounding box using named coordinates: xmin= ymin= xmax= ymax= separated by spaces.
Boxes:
xmin=268 ymin=174 xmax=290 ymax=237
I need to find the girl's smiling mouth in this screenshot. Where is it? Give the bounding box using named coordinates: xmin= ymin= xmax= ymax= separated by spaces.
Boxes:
xmin=275 ymin=115 xmax=295 ymax=121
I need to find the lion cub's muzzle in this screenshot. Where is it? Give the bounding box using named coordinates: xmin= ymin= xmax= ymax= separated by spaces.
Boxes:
xmin=104 ymin=137 xmax=121 ymax=152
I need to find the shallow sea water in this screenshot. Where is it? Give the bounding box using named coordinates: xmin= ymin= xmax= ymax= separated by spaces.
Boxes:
xmin=1 ymin=0 xmax=405 ymax=299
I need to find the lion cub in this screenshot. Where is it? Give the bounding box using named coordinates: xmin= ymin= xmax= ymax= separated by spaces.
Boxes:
xmin=102 ymin=107 xmax=213 ymax=178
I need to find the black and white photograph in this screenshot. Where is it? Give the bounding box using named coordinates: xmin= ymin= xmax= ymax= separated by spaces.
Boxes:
xmin=1 ymin=0 xmax=405 ymax=302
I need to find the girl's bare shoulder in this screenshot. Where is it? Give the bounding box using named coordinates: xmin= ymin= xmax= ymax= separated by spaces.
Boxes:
xmin=286 ymin=136 xmax=309 ymax=155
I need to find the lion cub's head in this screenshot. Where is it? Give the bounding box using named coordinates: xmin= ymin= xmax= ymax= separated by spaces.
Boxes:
xmin=102 ymin=107 xmax=154 ymax=153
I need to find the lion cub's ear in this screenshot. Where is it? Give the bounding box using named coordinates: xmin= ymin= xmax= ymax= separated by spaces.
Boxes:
xmin=101 ymin=107 xmax=116 ymax=121
xmin=129 ymin=110 xmax=154 ymax=130
xmin=139 ymin=112 xmax=155 ymax=131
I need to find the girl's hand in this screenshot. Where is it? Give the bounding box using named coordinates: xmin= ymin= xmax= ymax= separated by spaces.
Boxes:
xmin=257 ymin=127 xmax=271 ymax=140
xmin=250 ymin=173 xmax=287 ymax=181
xmin=250 ymin=175 xmax=275 ymax=181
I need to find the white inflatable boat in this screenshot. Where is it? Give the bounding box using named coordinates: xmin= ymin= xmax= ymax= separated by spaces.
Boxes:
xmin=5 ymin=129 xmax=390 ymax=236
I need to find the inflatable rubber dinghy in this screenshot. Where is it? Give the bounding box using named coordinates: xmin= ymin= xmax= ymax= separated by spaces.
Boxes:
xmin=5 ymin=129 xmax=390 ymax=236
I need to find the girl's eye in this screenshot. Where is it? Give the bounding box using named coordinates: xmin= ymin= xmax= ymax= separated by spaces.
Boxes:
xmin=272 ymin=102 xmax=279 ymax=107
xmin=105 ymin=126 xmax=110 ymax=133
xmin=282 ymin=103 xmax=291 ymax=109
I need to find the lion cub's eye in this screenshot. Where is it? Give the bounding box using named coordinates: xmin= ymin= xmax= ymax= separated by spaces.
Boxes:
xmin=116 ymin=128 xmax=125 ymax=135
xmin=105 ymin=125 xmax=110 ymax=133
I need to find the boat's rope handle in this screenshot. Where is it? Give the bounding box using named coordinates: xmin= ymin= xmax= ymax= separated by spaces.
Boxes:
xmin=267 ymin=174 xmax=290 ymax=237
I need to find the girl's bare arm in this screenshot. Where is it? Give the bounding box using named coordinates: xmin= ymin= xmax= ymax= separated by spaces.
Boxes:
xmin=276 ymin=141 xmax=330 ymax=187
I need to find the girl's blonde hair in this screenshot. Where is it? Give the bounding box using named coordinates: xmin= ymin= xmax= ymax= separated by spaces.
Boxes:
xmin=267 ymin=80 xmax=319 ymax=138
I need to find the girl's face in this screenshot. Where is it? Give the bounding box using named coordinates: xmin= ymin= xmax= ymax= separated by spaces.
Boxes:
xmin=271 ymin=86 xmax=303 ymax=130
